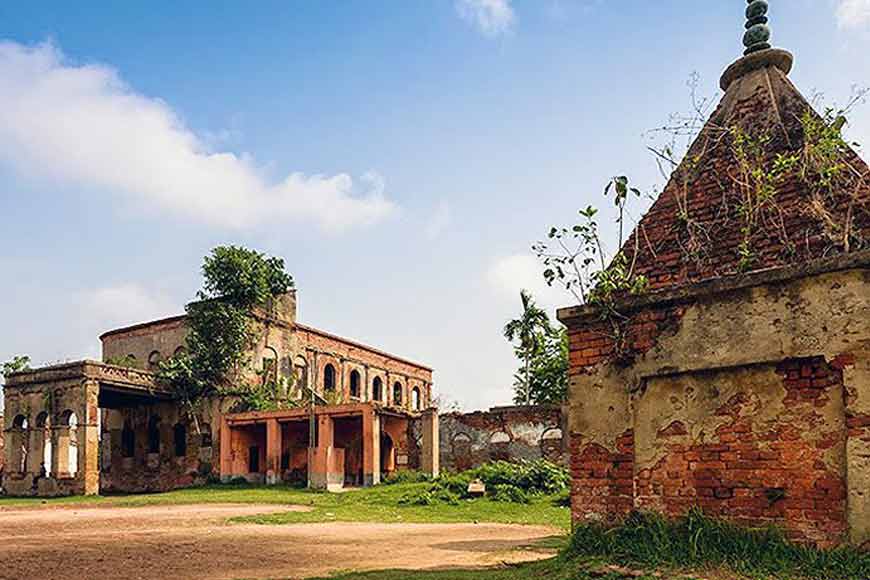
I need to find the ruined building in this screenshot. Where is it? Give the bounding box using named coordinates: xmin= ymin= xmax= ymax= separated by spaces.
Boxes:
xmin=2 ymin=289 xmax=438 ymax=496
xmin=559 ymin=6 xmax=870 ymax=547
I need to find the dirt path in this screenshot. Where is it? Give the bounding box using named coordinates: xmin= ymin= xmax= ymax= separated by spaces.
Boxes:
xmin=0 ymin=503 xmax=559 ymax=580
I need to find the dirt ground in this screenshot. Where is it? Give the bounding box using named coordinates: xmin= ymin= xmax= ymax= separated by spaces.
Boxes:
xmin=0 ymin=503 xmax=559 ymax=580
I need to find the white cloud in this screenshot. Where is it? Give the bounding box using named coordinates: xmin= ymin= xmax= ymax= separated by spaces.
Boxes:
xmin=486 ymin=253 xmax=568 ymax=316
xmin=837 ymin=0 xmax=870 ymax=28
xmin=0 ymin=41 xmax=397 ymax=233
xmin=425 ymin=199 xmax=451 ymax=240
xmin=455 ymin=0 xmax=515 ymax=37
xmin=78 ymin=284 xmax=177 ymax=334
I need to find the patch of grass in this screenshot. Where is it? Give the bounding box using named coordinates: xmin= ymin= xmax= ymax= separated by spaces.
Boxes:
xmin=233 ymin=482 xmax=571 ymax=528
xmin=569 ymin=509 xmax=870 ymax=580
xmin=0 ymin=482 xmax=571 ymax=530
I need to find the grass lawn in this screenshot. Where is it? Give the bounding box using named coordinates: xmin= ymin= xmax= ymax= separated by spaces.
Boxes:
xmin=0 ymin=482 xmax=571 ymax=529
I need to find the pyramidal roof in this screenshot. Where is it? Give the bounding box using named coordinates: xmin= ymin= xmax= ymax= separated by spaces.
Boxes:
xmin=621 ymin=6 xmax=870 ymax=293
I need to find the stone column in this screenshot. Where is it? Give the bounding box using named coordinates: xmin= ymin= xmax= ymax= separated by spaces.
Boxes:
xmin=362 ymin=407 xmax=381 ymax=486
xmin=265 ymin=418 xmax=282 ymax=485
xmin=78 ymin=380 xmax=101 ymax=495
xmin=421 ymin=409 xmax=439 ymax=478
xmin=52 ymin=424 xmax=70 ymax=477
xmin=27 ymin=427 xmax=45 ymax=475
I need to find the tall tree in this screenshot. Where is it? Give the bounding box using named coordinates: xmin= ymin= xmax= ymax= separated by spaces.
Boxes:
xmin=513 ymin=327 xmax=568 ymax=406
xmin=503 ymin=290 xmax=551 ymax=405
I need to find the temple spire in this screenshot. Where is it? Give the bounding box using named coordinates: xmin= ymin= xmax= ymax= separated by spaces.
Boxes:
xmin=743 ymin=0 xmax=772 ymax=55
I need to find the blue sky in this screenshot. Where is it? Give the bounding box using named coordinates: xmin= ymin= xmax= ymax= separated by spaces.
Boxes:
xmin=1 ymin=0 xmax=869 ymax=411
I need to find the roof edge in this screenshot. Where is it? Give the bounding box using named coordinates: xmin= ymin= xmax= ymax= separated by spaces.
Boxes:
xmin=558 ymin=249 xmax=870 ymax=326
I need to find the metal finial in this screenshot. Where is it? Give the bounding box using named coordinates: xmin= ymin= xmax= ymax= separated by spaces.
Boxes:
xmin=743 ymin=0 xmax=771 ymax=55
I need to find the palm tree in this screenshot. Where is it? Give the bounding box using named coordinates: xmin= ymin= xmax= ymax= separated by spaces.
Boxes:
xmin=503 ymin=290 xmax=551 ymax=405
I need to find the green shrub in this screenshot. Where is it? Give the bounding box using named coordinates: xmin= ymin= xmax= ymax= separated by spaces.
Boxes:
xmin=552 ymin=488 xmax=571 ymax=507
xmin=489 ymin=483 xmax=531 ymax=504
xmin=461 ymin=459 xmax=569 ymax=495
xmin=383 ymin=470 xmax=432 ymax=485
xmin=568 ymin=508 xmax=870 ymax=580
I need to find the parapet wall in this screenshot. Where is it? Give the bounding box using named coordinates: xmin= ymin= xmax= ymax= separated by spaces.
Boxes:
xmin=439 ymin=405 xmax=566 ymax=472
xmin=560 ymin=254 xmax=870 ymax=548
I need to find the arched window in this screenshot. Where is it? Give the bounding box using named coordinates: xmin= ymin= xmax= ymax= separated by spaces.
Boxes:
xmin=540 ymin=428 xmax=563 ymax=462
xmin=173 ymin=346 xmax=187 ymax=358
xmin=294 ymin=357 xmax=308 ymax=392
xmin=147 ymin=416 xmax=161 ymax=454
xmin=392 ymin=382 xmax=403 ymax=406
xmin=148 ymin=350 xmax=162 ymax=370
xmin=372 ymin=377 xmax=383 ymax=402
xmin=173 ymin=423 xmax=188 ymax=457
xmin=199 ymin=423 xmax=213 ymax=448
xmin=262 ymin=347 xmax=279 ymax=384
xmin=323 ymin=363 xmax=336 ymax=391
xmin=489 ymin=430 xmax=511 ymax=461
xmin=56 ymin=410 xmax=78 ymax=477
xmin=11 ymin=415 xmax=28 ymax=473
xmin=411 ymin=387 xmax=421 ymax=411
xmin=121 ymin=420 xmax=135 ymax=458
xmin=36 ymin=412 xmax=51 ymax=476
xmin=350 ymin=370 xmax=361 ymax=399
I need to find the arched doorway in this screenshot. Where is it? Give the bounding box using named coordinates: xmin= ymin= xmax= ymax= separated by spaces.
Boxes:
xmin=380 ymin=433 xmax=396 ymax=476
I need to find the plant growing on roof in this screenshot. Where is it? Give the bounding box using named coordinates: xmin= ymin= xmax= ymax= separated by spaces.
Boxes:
xmin=158 ymin=246 xmax=294 ymax=424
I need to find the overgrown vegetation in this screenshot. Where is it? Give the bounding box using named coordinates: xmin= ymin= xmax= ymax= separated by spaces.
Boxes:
xmin=569 ymin=509 xmax=870 ymax=580
xmin=503 ymin=291 xmax=568 ymax=405
xmin=397 ymin=460 xmax=570 ymax=507
xmin=1 ymin=355 xmax=31 ymax=378
xmin=309 ymin=509 xmax=870 ymax=580
xmin=533 ymin=176 xmax=649 ymax=309
xmin=158 ymin=246 xmax=295 ymax=422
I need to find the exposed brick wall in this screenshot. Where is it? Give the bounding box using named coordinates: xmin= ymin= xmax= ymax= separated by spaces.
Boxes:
xmin=567 ymin=305 xmax=686 ymax=372
xmin=570 ymin=430 xmax=634 ymax=523
xmin=561 ymin=263 xmax=870 ymax=547
xmin=620 ymin=65 xmax=870 ymax=293
xmin=440 ymin=406 xmax=565 ymax=472
xmin=634 ymin=358 xmax=847 ymax=545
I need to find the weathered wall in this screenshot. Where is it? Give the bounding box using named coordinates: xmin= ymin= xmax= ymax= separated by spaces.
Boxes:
xmin=561 ymin=258 xmax=870 ymax=547
xmin=295 ymin=325 xmax=432 ymax=411
xmin=0 ymin=412 xmax=5 ymax=483
xmin=439 ymin=405 xmax=566 ymax=472
xmin=100 ymin=397 xmax=224 ymax=493
xmin=2 ymin=365 xmax=101 ymax=497
xmin=99 ymin=293 xmax=433 ymax=413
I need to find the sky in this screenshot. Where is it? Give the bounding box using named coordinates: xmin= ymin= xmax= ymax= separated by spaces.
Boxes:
xmin=2 ymin=0 xmax=870 ymax=412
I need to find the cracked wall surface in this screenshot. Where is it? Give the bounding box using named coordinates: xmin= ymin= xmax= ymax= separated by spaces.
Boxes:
xmin=439 ymin=406 xmax=566 ymax=472
xmin=562 ymin=262 xmax=870 ymax=547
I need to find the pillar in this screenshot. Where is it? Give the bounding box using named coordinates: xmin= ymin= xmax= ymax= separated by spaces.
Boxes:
xmin=421 ymin=409 xmax=439 ymax=478
xmin=27 ymin=427 xmax=46 ymax=475
xmin=79 ymin=380 xmax=100 ymax=495
xmin=265 ymin=418 xmax=282 ymax=485
xmin=309 ymin=414 xmax=343 ymax=491
xmin=219 ymin=416 xmax=233 ymax=482
xmin=52 ymin=425 xmax=70 ymax=477
xmin=362 ymin=407 xmax=381 ymax=486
